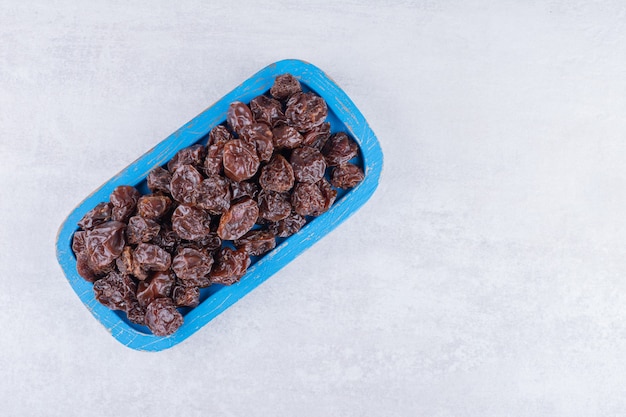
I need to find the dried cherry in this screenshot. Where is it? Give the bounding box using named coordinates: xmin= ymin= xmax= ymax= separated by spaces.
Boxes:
xmin=285 ymin=92 xmax=327 ymax=132
xmin=249 ymin=95 xmax=285 ymax=127
xmin=209 ymin=247 xmax=250 ymax=285
xmin=222 ymin=139 xmax=259 ymax=182
xmin=290 ymin=146 xmax=326 ymax=184
xmin=227 ymin=101 xmax=254 ymax=135
xmin=257 ymin=190 xmax=291 ymax=222
xmin=170 ymin=164 xmax=203 ymax=205
xmin=217 ymin=197 xmax=258 ymax=240
xmin=322 ymin=132 xmax=359 ymax=166
xmin=259 ymin=154 xmax=294 ymax=193
xmin=330 ymin=163 xmax=364 ymax=189
xmin=172 ymin=247 xmax=213 ymax=287
xmin=145 ymin=297 xmax=183 ymax=336
xmin=235 ymin=230 xmax=276 ymax=256
xmin=137 ymin=195 xmax=172 ymax=220
xmin=110 ymin=186 xmax=140 ymax=222
xmin=171 ymin=204 xmax=211 ymax=241
xmin=270 ymin=74 xmax=302 ymax=100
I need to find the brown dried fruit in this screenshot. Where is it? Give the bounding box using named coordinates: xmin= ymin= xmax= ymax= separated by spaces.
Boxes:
xmin=227 ymin=101 xmax=254 ymax=135
xmin=270 ymin=74 xmax=302 ymax=101
xmin=172 ymin=247 xmax=213 ymax=287
xmin=290 ymin=146 xmax=326 ymax=184
xmin=322 ymin=132 xmax=359 ymax=166
xmin=137 ymin=195 xmax=172 ymax=220
xmin=136 ymin=270 xmax=175 ymax=308
xmin=268 ymin=213 xmax=307 ymax=238
xmin=126 ymin=216 xmax=160 ymax=245
xmin=147 ymin=167 xmax=172 ymax=194
xmin=259 ymin=154 xmax=294 ymax=193
xmin=272 ymin=124 xmax=303 ymax=149
xmin=78 ymin=202 xmax=112 ymax=230
xmin=330 ymin=163 xmax=364 ymax=189
xmin=285 ymin=92 xmax=327 ymax=132
xmin=235 ymin=230 xmax=276 ymax=256
xmin=167 ymin=144 xmax=206 ymax=173
xmin=257 ymin=190 xmax=291 ymax=222
xmin=240 ymin=123 xmax=274 ymax=162
xmin=171 ymin=204 xmax=211 ymax=241
xmin=222 ymin=139 xmax=259 ymax=182
xmin=194 ymin=176 xmax=231 ymax=214
xmin=209 ymin=247 xmax=250 ymax=285
xmin=170 ymin=164 xmax=203 ymax=205
xmin=109 ymin=186 xmax=140 ymax=222
xmin=145 ymin=297 xmax=183 ymax=336
xmin=249 ymin=95 xmax=285 ymax=126
xmin=217 ymin=197 xmax=258 ymax=240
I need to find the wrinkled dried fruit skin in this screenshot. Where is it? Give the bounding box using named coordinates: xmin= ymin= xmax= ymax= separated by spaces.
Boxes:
xmin=302 ymin=122 xmax=331 ymax=150
xmin=208 ymin=125 xmax=233 ymax=146
xmin=147 ymin=167 xmax=172 ymax=194
xmin=110 ymin=186 xmax=140 ymax=222
xmin=170 ymin=164 xmax=203 ymax=204
xmin=150 ymin=224 xmax=180 ymax=254
xmin=72 ymin=231 xmax=87 ymax=255
xmin=270 ymin=74 xmax=302 ymax=101
xmin=290 ymin=146 xmax=327 ymax=184
xmin=145 ymin=297 xmax=183 ymax=336
xmin=217 ymin=197 xmax=259 ymax=240
xmin=93 ymin=271 xmax=137 ymax=311
xmin=193 ymin=176 xmax=231 ymax=214
xmin=331 ymin=163 xmax=364 ymax=189
xmin=249 ymin=95 xmax=285 ymax=127
xmin=76 ymin=253 xmax=100 ymax=282
xmin=133 ymin=243 xmax=172 ymax=272
xmin=209 ymin=247 xmax=250 ymax=285
xmin=240 ymin=123 xmax=274 ymax=162
xmin=85 ymin=221 xmax=126 ymax=273
xmin=222 ymin=139 xmax=259 ymax=182
xmin=78 ymin=202 xmax=112 ymax=230
xmin=291 ymin=182 xmax=326 ymax=217
xmin=126 ymin=216 xmax=160 ymax=244
xmin=257 ymin=190 xmax=291 ymax=222
xmin=136 ymin=270 xmax=175 ymax=307
xmin=286 ymin=92 xmax=327 ymax=132
xmin=227 ymin=101 xmax=254 ymax=135
xmin=172 ymin=284 xmax=200 ymax=307
xmin=171 ymin=205 xmax=211 ymax=241
xmin=116 ymin=246 xmax=148 ymax=280
xmin=137 ymin=195 xmax=172 ymax=220
xmin=322 ymin=132 xmax=359 ymax=166
xmin=172 ymin=247 xmax=213 ymax=287
xmin=230 ymin=180 xmax=259 ymax=202
xmin=268 ymin=213 xmax=307 ymax=238
xmin=203 ymin=143 xmax=226 ymax=177
xmin=126 ymin=302 xmax=146 ymax=325
xmin=235 ymin=230 xmax=276 ymax=256
xmin=272 ymin=124 xmax=303 ymax=149
xmin=195 ymin=232 xmax=222 ymax=252
xmin=259 ymin=154 xmax=294 ymax=193
xmin=167 ymin=144 xmax=206 ymax=173
xmin=318 ymin=178 xmax=337 ymax=214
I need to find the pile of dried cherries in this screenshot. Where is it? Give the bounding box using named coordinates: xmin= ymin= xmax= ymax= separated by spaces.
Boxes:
xmin=72 ymin=74 xmax=365 ymax=336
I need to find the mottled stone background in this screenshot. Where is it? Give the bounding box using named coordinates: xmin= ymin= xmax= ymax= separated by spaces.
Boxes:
xmin=2 ymin=1 xmax=626 ymax=416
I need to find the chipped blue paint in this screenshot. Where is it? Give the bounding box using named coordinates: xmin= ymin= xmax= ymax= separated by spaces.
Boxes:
xmin=55 ymin=59 xmax=383 ymax=351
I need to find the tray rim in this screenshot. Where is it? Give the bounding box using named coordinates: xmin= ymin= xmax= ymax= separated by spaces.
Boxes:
xmin=55 ymin=59 xmax=384 ymax=351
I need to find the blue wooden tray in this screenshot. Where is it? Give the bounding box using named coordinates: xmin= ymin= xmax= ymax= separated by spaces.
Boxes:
xmin=55 ymin=59 xmax=383 ymax=351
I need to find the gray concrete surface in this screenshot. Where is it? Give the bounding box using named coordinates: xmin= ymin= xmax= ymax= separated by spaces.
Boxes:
xmin=2 ymin=1 xmax=626 ymax=416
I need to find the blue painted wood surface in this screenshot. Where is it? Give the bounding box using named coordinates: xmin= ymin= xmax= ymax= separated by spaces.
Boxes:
xmin=55 ymin=59 xmax=384 ymax=351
